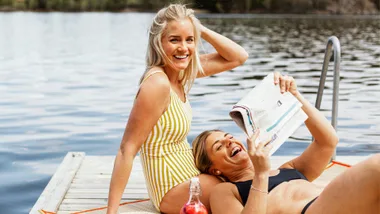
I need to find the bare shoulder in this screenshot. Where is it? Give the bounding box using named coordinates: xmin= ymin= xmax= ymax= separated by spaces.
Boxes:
xmin=142 ymin=67 xmax=168 ymax=85
xmin=145 ymin=66 xmax=165 ymax=76
xmin=211 ymin=182 xmax=239 ymax=199
xmin=139 ymin=67 xmax=170 ymax=98
xmin=210 ymin=182 xmax=244 ymax=214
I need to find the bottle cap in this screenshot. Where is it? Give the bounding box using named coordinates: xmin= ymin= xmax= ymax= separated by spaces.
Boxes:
xmin=190 ymin=177 xmax=200 ymax=183
xmin=189 ymin=177 xmax=201 ymax=195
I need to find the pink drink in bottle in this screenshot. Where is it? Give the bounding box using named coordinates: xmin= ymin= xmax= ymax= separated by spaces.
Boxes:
xmin=180 ymin=177 xmax=208 ymax=214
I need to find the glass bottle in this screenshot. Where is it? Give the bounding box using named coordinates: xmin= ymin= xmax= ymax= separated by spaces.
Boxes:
xmin=180 ymin=177 xmax=208 ymax=214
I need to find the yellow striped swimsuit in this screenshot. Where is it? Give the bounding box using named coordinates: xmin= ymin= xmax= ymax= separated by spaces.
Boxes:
xmin=139 ymin=71 xmax=200 ymax=211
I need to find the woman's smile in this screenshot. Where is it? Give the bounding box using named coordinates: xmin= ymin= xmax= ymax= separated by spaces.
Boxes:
xmin=173 ymin=54 xmax=189 ymax=60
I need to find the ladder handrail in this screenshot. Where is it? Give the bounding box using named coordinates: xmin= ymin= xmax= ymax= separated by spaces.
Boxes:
xmin=315 ymin=36 xmax=341 ymax=160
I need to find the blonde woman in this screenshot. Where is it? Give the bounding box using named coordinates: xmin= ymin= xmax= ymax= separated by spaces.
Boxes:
xmin=106 ymin=4 xmax=248 ymax=214
xmin=192 ymin=74 xmax=380 ymax=214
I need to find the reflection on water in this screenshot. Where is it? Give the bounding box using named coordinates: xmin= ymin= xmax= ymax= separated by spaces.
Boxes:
xmin=0 ymin=13 xmax=379 ymax=213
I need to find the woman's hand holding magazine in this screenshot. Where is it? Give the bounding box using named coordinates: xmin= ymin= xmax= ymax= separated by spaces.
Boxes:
xmin=274 ymin=72 xmax=298 ymax=95
xmin=230 ymin=72 xmax=308 ymax=156
xmin=247 ymin=129 xmax=273 ymax=175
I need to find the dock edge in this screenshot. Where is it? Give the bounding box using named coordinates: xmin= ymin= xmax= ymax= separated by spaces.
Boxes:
xmin=30 ymin=152 xmax=86 ymax=214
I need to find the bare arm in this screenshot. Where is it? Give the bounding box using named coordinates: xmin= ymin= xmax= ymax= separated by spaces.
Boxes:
xmin=197 ymin=25 xmax=248 ymax=78
xmin=243 ymin=133 xmax=271 ymax=214
xmin=209 ymin=183 xmax=244 ymax=214
xmin=282 ymin=91 xmax=339 ymax=181
xmin=242 ymin=173 xmax=269 ymax=214
xmin=276 ymin=74 xmax=339 ymax=181
xmin=107 ymin=71 xmax=170 ymax=214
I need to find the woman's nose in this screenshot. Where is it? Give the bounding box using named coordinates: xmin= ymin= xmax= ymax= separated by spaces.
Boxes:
xmin=221 ymin=137 xmax=232 ymax=147
xmin=178 ymin=42 xmax=188 ymax=51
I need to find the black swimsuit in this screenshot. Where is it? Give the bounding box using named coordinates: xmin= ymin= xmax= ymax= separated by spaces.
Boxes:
xmin=232 ymin=168 xmax=317 ymax=214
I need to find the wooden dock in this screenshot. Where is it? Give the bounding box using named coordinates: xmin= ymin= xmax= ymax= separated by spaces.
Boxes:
xmin=30 ymin=152 xmax=369 ymax=214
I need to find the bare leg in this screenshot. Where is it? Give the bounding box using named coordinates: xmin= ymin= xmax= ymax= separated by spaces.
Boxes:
xmin=308 ymin=154 xmax=380 ymax=214
xmin=159 ymin=174 xmax=221 ymax=214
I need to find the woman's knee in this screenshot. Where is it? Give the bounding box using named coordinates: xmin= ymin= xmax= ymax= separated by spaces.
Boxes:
xmin=368 ymin=154 xmax=380 ymax=167
xmin=364 ymin=154 xmax=380 ymax=176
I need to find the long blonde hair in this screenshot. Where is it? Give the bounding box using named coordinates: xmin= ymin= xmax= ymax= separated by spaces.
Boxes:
xmin=140 ymin=4 xmax=204 ymax=93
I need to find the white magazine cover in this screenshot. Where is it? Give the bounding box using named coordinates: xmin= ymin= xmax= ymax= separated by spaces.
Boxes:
xmin=229 ymin=73 xmax=308 ymax=156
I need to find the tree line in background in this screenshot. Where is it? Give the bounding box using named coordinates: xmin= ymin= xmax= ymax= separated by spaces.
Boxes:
xmin=0 ymin=0 xmax=379 ymax=14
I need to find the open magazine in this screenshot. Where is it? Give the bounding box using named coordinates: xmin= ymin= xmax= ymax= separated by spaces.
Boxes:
xmin=229 ymin=73 xmax=308 ymax=156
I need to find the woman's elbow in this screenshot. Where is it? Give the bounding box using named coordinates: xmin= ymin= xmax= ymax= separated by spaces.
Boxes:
xmin=332 ymin=133 xmax=339 ymax=148
xmin=326 ymin=132 xmax=339 ymax=149
xmin=119 ymin=142 xmax=139 ymax=158
xmin=238 ymin=50 xmax=249 ymax=65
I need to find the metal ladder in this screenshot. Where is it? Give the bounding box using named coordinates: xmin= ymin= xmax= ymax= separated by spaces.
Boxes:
xmin=314 ymin=36 xmax=341 ymax=160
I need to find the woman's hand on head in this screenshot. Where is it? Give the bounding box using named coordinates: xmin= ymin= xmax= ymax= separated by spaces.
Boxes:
xmin=199 ymin=23 xmax=207 ymax=36
xmin=189 ymin=15 xmax=204 ymax=34
xmin=247 ymin=130 xmax=273 ymax=175
xmin=274 ymin=72 xmax=298 ymax=96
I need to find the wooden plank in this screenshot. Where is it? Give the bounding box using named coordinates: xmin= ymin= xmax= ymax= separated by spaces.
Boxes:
xmin=75 ymin=170 xmax=143 ymax=175
xmin=75 ymin=157 xmax=143 ymax=176
xmin=72 ymin=178 xmax=146 ymax=185
xmin=333 ymin=156 xmax=369 ymax=165
xmin=70 ymin=183 xmax=147 ymax=189
xmin=77 ymin=156 xmax=139 ymax=168
xmin=59 ymin=201 xmax=148 ymax=212
xmin=67 ymin=188 xmax=148 ymax=194
xmin=59 ymin=204 xmax=107 ymax=212
xmin=61 ymin=198 xmax=133 ymax=204
xmin=78 ymin=156 xmax=142 ymax=165
xmin=73 ymin=174 xmax=144 ymax=179
xmin=59 ymin=199 xmax=137 ymax=212
xmin=57 ymin=211 xmax=72 ymax=214
xmin=62 ymin=198 xmax=108 ymax=204
xmin=59 ymin=199 xmax=150 ymax=212
xmin=59 ymin=204 xmax=106 ymax=212
xmin=30 ymin=152 xmax=85 ymax=214
xmin=64 ymin=192 xmax=149 ymax=199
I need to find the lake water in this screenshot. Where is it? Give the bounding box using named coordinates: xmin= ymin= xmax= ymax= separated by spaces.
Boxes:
xmin=0 ymin=12 xmax=379 ymax=213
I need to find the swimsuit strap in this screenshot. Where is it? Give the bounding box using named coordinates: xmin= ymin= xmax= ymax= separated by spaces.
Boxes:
xmin=140 ymin=70 xmax=165 ymax=85
xmin=135 ymin=70 xmax=166 ymax=100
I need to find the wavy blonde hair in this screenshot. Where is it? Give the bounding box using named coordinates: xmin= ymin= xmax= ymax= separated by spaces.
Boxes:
xmin=140 ymin=4 xmax=204 ymax=93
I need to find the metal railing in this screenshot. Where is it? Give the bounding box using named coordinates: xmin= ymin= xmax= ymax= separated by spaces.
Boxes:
xmin=314 ymin=36 xmax=341 ymax=160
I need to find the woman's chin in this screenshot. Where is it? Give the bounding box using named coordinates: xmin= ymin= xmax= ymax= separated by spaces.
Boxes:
xmin=233 ymin=153 xmax=250 ymax=164
xmin=175 ymin=64 xmax=189 ymax=71
xmin=172 ymin=60 xmax=190 ymax=70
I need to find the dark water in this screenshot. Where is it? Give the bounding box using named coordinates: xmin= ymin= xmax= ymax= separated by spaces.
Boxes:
xmin=0 ymin=12 xmax=379 ymax=213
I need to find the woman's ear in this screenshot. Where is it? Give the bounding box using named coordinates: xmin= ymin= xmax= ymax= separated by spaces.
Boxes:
xmin=209 ymin=168 xmax=222 ymax=176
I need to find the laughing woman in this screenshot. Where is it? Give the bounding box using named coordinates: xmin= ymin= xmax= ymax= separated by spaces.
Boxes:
xmin=106 ymin=4 xmax=249 ymax=214
xmin=192 ymin=73 xmax=380 ymax=214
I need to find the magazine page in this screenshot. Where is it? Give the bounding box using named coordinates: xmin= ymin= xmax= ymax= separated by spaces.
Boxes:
xmin=230 ymin=73 xmax=308 ymax=155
